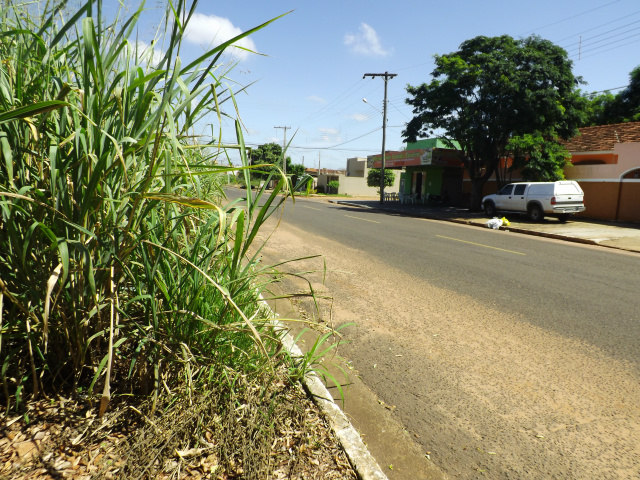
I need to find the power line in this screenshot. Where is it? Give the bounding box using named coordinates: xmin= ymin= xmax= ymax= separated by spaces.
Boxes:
xmin=554 ymin=9 xmax=640 ymax=43
xmin=561 ymin=17 xmax=640 ymax=49
xmin=314 ymin=127 xmax=382 ymax=150
xmin=519 ymin=0 xmax=622 ymax=36
xmin=565 ymin=25 xmax=640 ymax=54
xmin=577 ymin=36 xmax=640 ymax=60
xmin=571 ymin=32 xmax=640 ymax=58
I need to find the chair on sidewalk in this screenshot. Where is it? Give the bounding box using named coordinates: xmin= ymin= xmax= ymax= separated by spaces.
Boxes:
xmin=400 ymin=192 xmax=415 ymax=205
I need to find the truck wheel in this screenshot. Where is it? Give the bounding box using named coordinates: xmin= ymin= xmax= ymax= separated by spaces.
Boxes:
xmin=484 ymin=201 xmax=497 ymax=217
xmin=528 ymin=204 xmax=544 ymax=222
xmin=557 ymin=214 xmax=570 ymax=223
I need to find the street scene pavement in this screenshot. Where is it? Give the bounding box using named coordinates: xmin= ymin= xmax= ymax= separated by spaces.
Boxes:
xmin=330 ymin=196 xmax=640 ymax=254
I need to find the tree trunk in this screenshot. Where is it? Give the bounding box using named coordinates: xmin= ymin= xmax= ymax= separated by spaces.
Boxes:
xmin=469 ymin=178 xmax=486 ymax=211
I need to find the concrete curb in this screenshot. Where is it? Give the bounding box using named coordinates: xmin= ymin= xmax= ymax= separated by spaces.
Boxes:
xmin=261 ymin=300 xmax=388 ymax=480
xmin=278 ymin=327 xmax=389 ymax=480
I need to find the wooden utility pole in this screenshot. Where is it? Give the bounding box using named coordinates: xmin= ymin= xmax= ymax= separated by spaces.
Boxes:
xmin=274 ymin=126 xmax=291 ymax=176
xmin=363 ymin=72 xmax=397 ymax=204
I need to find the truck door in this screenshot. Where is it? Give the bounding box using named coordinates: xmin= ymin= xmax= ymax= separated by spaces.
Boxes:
xmin=494 ymin=184 xmax=514 ymax=209
xmin=508 ymin=184 xmax=527 ymax=211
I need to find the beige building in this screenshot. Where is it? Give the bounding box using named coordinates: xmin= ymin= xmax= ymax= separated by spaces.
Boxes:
xmin=317 ymin=157 xmax=401 ymax=196
xmin=563 ymin=122 xmax=640 ymax=222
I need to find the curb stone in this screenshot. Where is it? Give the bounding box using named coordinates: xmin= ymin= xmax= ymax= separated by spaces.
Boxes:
xmin=278 ymin=326 xmax=389 ymax=480
xmin=260 ymin=300 xmax=388 ymax=480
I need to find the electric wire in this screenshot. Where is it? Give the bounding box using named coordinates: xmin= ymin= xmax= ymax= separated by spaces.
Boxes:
xmin=564 ymin=25 xmax=640 ymax=55
xmin=553 ymin=9 xmax=640 ymax=44
xmin=519 ymin=0 xmax=622 ymax=35
xmin=561 ymin=18 xmax=640 ymax=49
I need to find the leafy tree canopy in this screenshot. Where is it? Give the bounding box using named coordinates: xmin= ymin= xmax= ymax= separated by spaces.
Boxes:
xmin=366 ymin=168 xmax=395 ymax=188
xmin=249 ymin=142 xmax=293 ymax=179
xmin=506 ymin=134 xmax=569 ymax=182
xmin=288 ymin=163 xmax=306 ymax=177
xmin=403 ymin=35 xmax=585 ymax=209
xmin=327 ymin=180 xmax=340 ymax=194
xmin=581 ymin=65 xmax=640 ymax=126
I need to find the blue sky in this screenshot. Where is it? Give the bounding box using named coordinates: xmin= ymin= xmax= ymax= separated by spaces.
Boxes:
xmin=128 ymin=0 xmax=640 ymax=170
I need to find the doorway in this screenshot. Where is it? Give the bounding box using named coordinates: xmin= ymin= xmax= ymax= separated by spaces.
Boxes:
xmin=414 ymin=171 xmax=423 ymax=199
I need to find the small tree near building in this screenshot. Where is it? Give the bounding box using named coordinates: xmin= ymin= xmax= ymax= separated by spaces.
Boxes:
xmin=327 ymin=180 xmax=340 ymax=194
xmin=249 ymin=142 xmax=292 ymax=179
xmin=367 ymin=168 xmax=395 ymax=190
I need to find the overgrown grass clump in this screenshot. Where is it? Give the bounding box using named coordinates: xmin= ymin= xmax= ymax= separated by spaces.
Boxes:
xmin=0 ymin=0 xmax=298 ymax=415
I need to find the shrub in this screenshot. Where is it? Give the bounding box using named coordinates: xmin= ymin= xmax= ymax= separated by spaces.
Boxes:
xmin=367 ymin=168 xmax=395 ymax=188
xmin=327 ymin=180 xmax=340 ymax=194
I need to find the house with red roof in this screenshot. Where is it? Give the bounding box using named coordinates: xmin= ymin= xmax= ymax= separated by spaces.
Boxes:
xmin=563 ymin=122 xmax=640 ymax=222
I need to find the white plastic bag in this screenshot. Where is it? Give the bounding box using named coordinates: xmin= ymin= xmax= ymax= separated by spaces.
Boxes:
xmin=486 ymin=217 xmax=503 ymax=229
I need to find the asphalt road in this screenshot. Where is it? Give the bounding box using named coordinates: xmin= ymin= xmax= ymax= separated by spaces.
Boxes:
xmin=227 ymin=189 xmax=640 ymax=479
xmin=254 ymin=193 xmax=640 ymax=366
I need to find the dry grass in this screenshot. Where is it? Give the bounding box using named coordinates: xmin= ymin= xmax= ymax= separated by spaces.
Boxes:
xmin=0 ymin=365 xmax=356 ymax=479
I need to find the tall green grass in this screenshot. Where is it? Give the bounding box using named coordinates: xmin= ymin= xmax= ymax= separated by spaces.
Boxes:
xmin=0 ymin=0 xmax=295 ymax=414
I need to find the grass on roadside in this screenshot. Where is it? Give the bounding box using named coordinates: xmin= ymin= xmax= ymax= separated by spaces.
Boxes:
xmin=0 ymin=0 xmax=344 ymax=438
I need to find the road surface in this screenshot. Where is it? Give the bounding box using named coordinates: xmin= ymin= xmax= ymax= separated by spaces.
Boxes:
xmin=230 ymin=190 xmax=640 ymax=479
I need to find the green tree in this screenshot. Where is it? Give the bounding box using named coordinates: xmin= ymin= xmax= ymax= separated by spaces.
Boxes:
xmin=581 ymin=91 xmax=618 ymax=127
xmin=582 ymin=65 xmax=640 ymax=126
xmin=288 ymin=163 xmax=308 ymax=191
xmin=506 ymin=134 xmax=570 ymax=182
xmin=288 ymin=163 xmax=306 ymax=176
xmin=366 ymin=168 xmax=395 ymax=188
xmin=403 ymin=35 xmax=585 ymax=210
xmin=619 ymin=66 xmax=640 ymax=122
xmin=327 ymin=180 xmax=340 ymax=194
xmin=249 ymin=142 xmax=292 ymax=179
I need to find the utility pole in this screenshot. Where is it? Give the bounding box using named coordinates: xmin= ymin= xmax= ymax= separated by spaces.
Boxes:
xmin=274 ymin=126 xmax=291 ymax=176
xmin=363 ymin=72 xmax=397 ymax=204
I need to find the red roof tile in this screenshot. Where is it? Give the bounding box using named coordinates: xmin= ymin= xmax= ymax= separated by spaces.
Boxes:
xmin=564 ymin=122 xmax=640 ymax=152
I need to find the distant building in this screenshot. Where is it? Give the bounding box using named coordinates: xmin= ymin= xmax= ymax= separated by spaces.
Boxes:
xmin=368 ymin=139 xmax=466 ymax=205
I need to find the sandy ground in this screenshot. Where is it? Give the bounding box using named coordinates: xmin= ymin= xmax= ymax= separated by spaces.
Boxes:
xmin=258 ymin=217 xmax=640 ymax=480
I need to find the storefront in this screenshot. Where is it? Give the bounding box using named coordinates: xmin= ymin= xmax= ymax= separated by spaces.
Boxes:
xmin=367 ymin=139 xmax=465 ymax=204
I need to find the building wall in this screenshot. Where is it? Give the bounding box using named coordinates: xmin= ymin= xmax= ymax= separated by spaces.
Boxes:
xmin=618 ymin=182 xmax=640 ymax=222
xmin=337 ymin=172 xmax=401 ymax=196
xmin=346 ymin=157 xmax=367 ymax=177
xmin=566 ymin=142 xmax=640 ymax=222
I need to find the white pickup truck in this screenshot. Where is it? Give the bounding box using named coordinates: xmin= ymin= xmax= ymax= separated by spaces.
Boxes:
xmin=482 ymin=181 xmax=586 ymax=222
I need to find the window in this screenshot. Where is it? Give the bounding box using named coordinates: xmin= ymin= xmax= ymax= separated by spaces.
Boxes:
xmin=514 ymin=184 xmax=526 ymax=195
xmin=573 ymin=159 xmax=606 ymax=165
xmin=498 ymin=185 xmax=514 ymax=195
xmin=623 ymin=168 xmax=640 ymax=179
xmin=556 ymin=184 xmax=581 ymax=194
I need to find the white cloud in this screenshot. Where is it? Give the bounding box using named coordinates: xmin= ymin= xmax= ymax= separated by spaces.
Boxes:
xmin=318 ymin=127 xmax=342 ymax=143
xmin=347 ymin=113 xmax=369 ymax=122
xmin=183 ymin=13 xmax=257 ymax=61
xmin=307 ymin=95 xmax=327 ymax=104
xmin=344 ymin=23 xmax=393 ymax=57
xmin=318 ymin=127 xmax=340 ymax=136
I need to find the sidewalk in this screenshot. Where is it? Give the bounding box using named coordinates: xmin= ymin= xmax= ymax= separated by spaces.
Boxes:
xmin=329 ymin=197 xmax=640 ymax=254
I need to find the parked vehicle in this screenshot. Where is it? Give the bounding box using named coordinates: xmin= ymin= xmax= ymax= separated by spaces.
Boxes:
xmin=482 ymin=181 xmax=585 ymax=222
